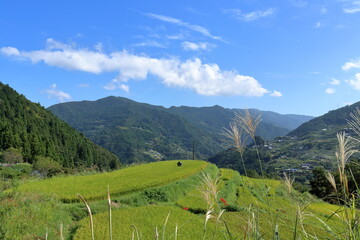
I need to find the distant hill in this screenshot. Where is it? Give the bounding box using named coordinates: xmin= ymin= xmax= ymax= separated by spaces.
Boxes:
xmin=206 ymin=103 xmax=360 ymax=175
xmin=267 ymin=102 xmax=360 ymax=172
xmin=288 ymin=103 xmax=360 ymax=138
xmin=168 ymin=106 xmax=313 ymax=139
xmin=49 ymin=96 xmax=313 ymax=163
xmin=49 ymin=96 xmax=223 ymax=163
xmin=0 ymin=83 xmax=119 ymax=170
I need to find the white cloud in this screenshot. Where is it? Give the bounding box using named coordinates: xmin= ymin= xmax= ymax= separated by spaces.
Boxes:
xmin=320 ymin=7 xmax=328 ymax=14
xmin=44 ymin=84 xmax=71 ymax=102
xmin=291 ymin=0 xmax=308 ymax=8
xmin=342 ymin=59 xmax=360 ymax=70
xmin=330 ymin=78 xmax=341 ymax=85
xmin=146 ymin=13 xmax=223 ymax=41
xmin=223 ymin=8 xmax=276 ymax=22
xmin=132 ymin=41 xmax=167 ymax=48
xmin=1 ymin=47 xmax=20 ymax=56
xmin=270 ymin=90 xmax=282 ymax=97
xmin=104 ymin=82 xmax=117 ymax=90
xmin=315 ymin=22 xmax=322 ymax=28
xmin=166 ymin=34 xmax=184 ymax=40
xmin=119 ymin=84 xmax=130 ymax=93
xmin=343 ymin=7 xmax=360 ymax=13
xmin=346 ymin=73 xmax=360 ymax=90
xmin=325 ymin=88 xmax=336 ymax=94
xmin=77 ymin=83 xmax=90 ymax=88
xmin=1 ymin=39 xmax=270 ymax=97
xmin=181 ymin=41 xmax=214 ymax=51
xmin=343 ymin=0 xmax=360 ymax=13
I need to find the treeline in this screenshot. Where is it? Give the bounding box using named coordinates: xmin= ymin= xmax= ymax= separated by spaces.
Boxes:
xmin=0 ymin=83 xmax=119 ymax=170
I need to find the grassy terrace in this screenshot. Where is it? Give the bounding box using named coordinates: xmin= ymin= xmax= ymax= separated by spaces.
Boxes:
xmin=16 ymin=160 xmax=208 ymax=202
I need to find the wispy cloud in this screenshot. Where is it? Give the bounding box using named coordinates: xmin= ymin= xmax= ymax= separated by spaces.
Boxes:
xmin=146 ymin=13 xmax=223 ymax=41
xmin=342 ymin=0 xmax=360 ymax=14
xmin=77 ymin=83 xmax=90 ymax=88
xmin=1 ymin=39 xmax=272 ymax=97
xmin=181 ymin=41 xmax=215 ymax=51
xmin=270 ymin=90 xmax=283 ymax=97
xmin=325 ymin=87 xmax=336 ymax=94
xmin=342 ymin=59 xmax=360 ymax=70
xmin=314 ymin=22 xmax=322 ymax=28
xmin=132 ymin=40 xmax=167 ymax=48
xmin=330 ymin=78 xmax=341 ymax=85
xmin=166 ymin=34 xmax=185 ymax=40
xmin=291 ymin=0 xmax=308 ymax=8
xmin=223 ymin=8 xmax=276 ymax=22
xmin=44 ymin=84 xmax=71 ymax=102
xmin=320 ymin=7 xmax=328 ymax=14
xmin=346 ymin=73 xmax=360 ymax=90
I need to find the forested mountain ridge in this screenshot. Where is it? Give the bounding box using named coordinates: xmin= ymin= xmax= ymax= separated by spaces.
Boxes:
xmin=49 ymin=96 xmax=313 ymax=163
xmin=0 ymin=83 xmax=119 ymax=170
xmin=49 ymin=96 xmax=223 ymax=163
xmin=206 ymin=103 xmax=360 ymax=176
xmin=168 ymin=106 xmax=313 ymax=139
xmin=288 ymin=102 xmax=360 ymax=138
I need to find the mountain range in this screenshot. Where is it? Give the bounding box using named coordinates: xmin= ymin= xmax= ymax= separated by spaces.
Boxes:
xmin=0 ymin=83 xmax=119 ymax=170
xmin=48 ymin=96 xmax=313 ymax=163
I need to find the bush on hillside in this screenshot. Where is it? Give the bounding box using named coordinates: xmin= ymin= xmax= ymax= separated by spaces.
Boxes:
xmin=0 ymin=148 xmax=23 ymax=164
xmin=33 ymin=156 xmax=62 ymax=177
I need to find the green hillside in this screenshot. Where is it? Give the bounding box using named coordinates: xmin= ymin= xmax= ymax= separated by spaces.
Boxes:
xmin=0 ymin=83 xmax=119 ymax=170
xmin=48 ymin=96 xmax=312 ymax=164
xmin=2 ymin=160 xmax=351 ymax=239
xmin=168 ymin=105 xmax=313 ymax=139
xmin=48 ymin=97 xmax=226 ymax=163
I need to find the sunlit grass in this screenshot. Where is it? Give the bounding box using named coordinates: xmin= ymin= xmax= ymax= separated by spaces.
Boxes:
xmin=15 ymin=160 xmax=208 ymax=202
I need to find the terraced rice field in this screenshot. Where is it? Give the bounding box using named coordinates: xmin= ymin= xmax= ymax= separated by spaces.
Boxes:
xmin=16 ymin=160 xmax=208 ymax=202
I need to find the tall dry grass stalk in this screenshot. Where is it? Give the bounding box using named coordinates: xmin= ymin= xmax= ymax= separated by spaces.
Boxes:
xmin=347 ymin=107 xmax=360 ymax=139
xmin=107 ymin=186 xmax=113 ymax=240
xmin=59 ymin=223 xmax=64 ymax=240
xmin=325 ymin=171 xmax=337 ymax=193
xmin=235 ymin=109 xmax=264 ymax=177
xmin=335 ymin=132 xmax=356 ymax=198
xmin=78 ymin=193 xmax=95 ymax=240
xmin=321 ymin=110 xmax=360 ymax=239
xmin=198 ymin=172 xmax=224 ymax=239
xmin=283 ymin=172 xmax=294 ymax=194
xmin=223 ymin=122 xmax=248 ymax=176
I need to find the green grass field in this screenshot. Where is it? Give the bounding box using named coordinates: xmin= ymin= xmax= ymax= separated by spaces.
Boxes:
xmin=2 ymin=160 xmax=354 ymax=239
xmin=74 ymin=205 xmax=224 ymax=239
xmin=15 ymin=160 xmax=208 ymax=202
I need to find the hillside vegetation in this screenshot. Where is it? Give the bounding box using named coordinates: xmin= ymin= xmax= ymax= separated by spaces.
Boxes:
xmin=16 ymin=160 xmax=208 ymax=202
xmin=2 ymin=160 xmax=350 ymax=239
xmin=0 ymin=82 xmax=119 ymax=170
xmin=48 ymin=96 xmax=312 ymax=163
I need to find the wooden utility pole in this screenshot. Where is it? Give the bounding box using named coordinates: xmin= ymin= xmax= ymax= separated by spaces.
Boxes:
xmin=192 ymin=140 xmax=195 ymax=160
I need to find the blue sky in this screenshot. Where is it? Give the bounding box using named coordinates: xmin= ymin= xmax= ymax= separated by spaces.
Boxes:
xmin=1 ymin=0 xmax=360 ymax=116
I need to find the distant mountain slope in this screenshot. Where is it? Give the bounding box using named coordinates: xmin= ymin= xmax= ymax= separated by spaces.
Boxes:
xmin=0 ymin=83 xmax=119 ymax=170
xmin=265 ymin=102 xmax=360 ymax=170
xmin=49 ymin=97 xmax=223 ymax=163
xmin=49 ymin=96 xmax=313 ymax=164
xmin=168 ymin=106 xmax=313 ymax=139
xmin=288 ymin=103 xmax=360 ymax=138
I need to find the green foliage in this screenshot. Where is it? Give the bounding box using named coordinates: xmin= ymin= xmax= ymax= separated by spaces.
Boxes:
xmin=16 ymin=160 xmax=208 ymax=202
xmin=48 ymin=97 xmax=312 ymax=164
xmin=0 ymin=82 xmax=120 ymax=170
xmin=33 ymin=156 xmax=63 ymax=177
xmin=73 ymin=205 xmax=223 ymax=240
xmin=0 ymin=163 xmax=32 ymax=180
xmin=310 ymin=166 xmax=333 ymax=200
xmin=0 ymin=148 xmax=23 ymax=163
xmin=0 ymin=192 xmax=73 ymax=240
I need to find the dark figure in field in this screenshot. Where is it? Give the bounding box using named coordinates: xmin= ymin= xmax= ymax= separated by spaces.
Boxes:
xmin=177 ymin=161 xmax=182 ymax=167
